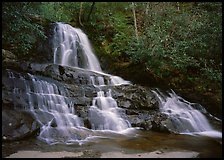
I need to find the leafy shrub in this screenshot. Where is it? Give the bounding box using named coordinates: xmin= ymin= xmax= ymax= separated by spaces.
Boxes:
xmin=126 ymin=2 xmax=222 ymax=83
xmin=2 ymin=2 xmax=47 ymax=58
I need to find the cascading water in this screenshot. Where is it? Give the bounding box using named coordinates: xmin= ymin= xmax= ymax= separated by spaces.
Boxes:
xmin=5 ymin=22 xmax=221 ymax=146
xmin=8 ymin=70 xmax=87 ymax=144
xmin=52 ymin=22 xmax=130 ymax=86
xmin=53 ymin=22 xmax=102 ymax=72
xmin=152 ymin=89 xmax=222 ymax=138
xmin=5 ymin=23 xmax=132 ymax=145
xmin=7 ymin=69 xmax=132 ymax=145
xmin=52 ymin=22 xmax=132 ymax=133
xmin=51 ymin=23 xmax=221 ymax=140
xmin=88 ymin=89 xmax=131 ymax=131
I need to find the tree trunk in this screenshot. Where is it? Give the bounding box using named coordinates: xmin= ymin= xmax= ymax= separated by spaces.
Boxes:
xmin=79 ymin=2 xmax=84 ymax=26
xmin=177 ymin=2 xmax=180 ymax=11
xmin=87 ymin=2 xmax=95 ymax=21
xmin=145 ymin=2 xmax=149 ymax=15
xmin=132 ymin=2 xmax=138 ymax=40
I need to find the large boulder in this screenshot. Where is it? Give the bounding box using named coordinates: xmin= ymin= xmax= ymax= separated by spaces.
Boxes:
xmin=2 ymin=109 xmax=40 ymax=141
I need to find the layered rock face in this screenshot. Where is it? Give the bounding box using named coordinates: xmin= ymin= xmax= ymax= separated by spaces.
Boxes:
xmin=2 ymin=55 xmax=176 ymax=141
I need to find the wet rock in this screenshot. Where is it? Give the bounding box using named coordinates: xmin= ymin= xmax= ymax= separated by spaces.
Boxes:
xmin=2 ymin=109 xmax=40 ymax=141
xmin=191 ymin=103 xmax=207 ymax=114
xmin=150 ymin=113 xmax=173 ymax=133
xmin=119 ymin=100 xmax=132 ymax=109
xmin=128 ymin=114 xmax=152 ymax=130
xmin=2 ymin=62 xmax=176 ymax=141
xmin=112 ymin=85 xmax=159 ymax=111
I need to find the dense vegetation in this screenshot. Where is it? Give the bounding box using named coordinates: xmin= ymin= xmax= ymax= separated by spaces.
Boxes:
xmin=2 ymin=2 xmax=222 ymax=114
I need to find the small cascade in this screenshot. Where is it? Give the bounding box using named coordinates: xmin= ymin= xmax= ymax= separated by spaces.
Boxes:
xmin=88 ymin=89 xmax=131 ymax=131
xmin=90 ymin=75 xmax=107 ymax=86
xmin=89 ymin=74 xmax=130 ymax=87
xmin=110 ymin=76 xmax=130 ymax=86
xmin=152 ymin=89 xmax=222 ymax=138
xmin=7 ymin=70 xmax=86 ymax=144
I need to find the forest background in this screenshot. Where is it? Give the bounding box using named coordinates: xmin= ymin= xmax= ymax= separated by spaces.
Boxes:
xmin=2 ymin=2 xmax=222 ymax=117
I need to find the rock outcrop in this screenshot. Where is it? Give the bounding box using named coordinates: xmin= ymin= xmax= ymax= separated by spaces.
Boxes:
xmin=2 ymin=52 xmax=176 ymax=141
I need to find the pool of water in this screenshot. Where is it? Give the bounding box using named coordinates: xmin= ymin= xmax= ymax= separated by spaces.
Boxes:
xmin=2 ymin=130 xmax=222 ymax=158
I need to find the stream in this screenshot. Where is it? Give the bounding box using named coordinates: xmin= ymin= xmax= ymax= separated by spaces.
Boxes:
xmin=2 ymin=129 xmax=222 ymax=158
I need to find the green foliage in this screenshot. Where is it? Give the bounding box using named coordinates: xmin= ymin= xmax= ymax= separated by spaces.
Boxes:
xmin=2 ymin=2 xmax=222 ymax=89
xmin=2 ymin=2 xmax=81 ymax=58
xmin=108 ymin=12 xmax=133 ymax=56
xmin=2 ymin=2 xmax=46 ymax=58
xmin=37 ymin=2 xmax=79 ymax=23
xmin=126 ymin=2 xmax=222 ymax=85
xmin=84 ymin=2 xmax=134 ymax=59
xmin=201 ymin=67 xmax=222 ymax=83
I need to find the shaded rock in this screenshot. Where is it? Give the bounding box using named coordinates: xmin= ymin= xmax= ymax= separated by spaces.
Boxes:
xmin=111 ymin=85 xmax=159 ymax=111
xmin=2 ymin=109 xmax=40 ymax=141
xmin=150 ymin=113 xmax=172 ymax=133
xmin=2 ymin=49 xmax=17 ymax=63
xmin=119 ymin=100 xmax=131 ymax=108
xmin=128 ymin=115 xmax=152 ymax=130
xmin=26 ymin=14 xmax=51 ymax=26
xmin=2 ymin=63 xmax=177 ymax=141
xmin=2 ymin=49 xmax=22 ymax=71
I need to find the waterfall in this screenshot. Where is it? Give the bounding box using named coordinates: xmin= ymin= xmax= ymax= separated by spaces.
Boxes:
xmin=52 ymin=22 xmax=132 ymax=130
xmin=52 ymin=22 xmax=130 ymax=85
xmin=152 ymin=89 xmax=222 ymax=138
xmin=4 ymin=23 xmax=133 ymax=145
xmin=88 ymin=89 xmax=131 ymax=131
xmin=7 ymin=69 xmax=133 ymax=144
xmin=5 ymin=22 xmax=221 ymax=146
xmin=8 ymin=70 xmax=88 ymax=144
xmin=53 ymin=22 xmax=102 ymax=72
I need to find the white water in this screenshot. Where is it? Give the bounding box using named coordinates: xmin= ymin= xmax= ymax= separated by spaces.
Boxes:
xmin=52 ymin=22 xmax=133 ymax=140
xmin=7 ymin=70 xmax=133 ymax=145
xmin=43 ymin=23 xmax=223 ymax=140
xmin=152 ymin=89 xmax=222 ymax=138
xmin=89 ymin=89 xmax=131 ymax=131
xmin=53 ymin=22 xmax=130 ymax=86
xmin=8 ymin=71 xmax=86 ymax=144
xmin=6 ymin=22 xmax=133 ymax=144
xmin=53 ymin=22 xmax=102 ymax=72
xmin=52 ymin=22 xmax=132 ymax=135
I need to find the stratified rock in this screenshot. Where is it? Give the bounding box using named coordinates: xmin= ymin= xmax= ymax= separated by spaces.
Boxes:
xmin=2 ymin=61 xmax=175 ymax=141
